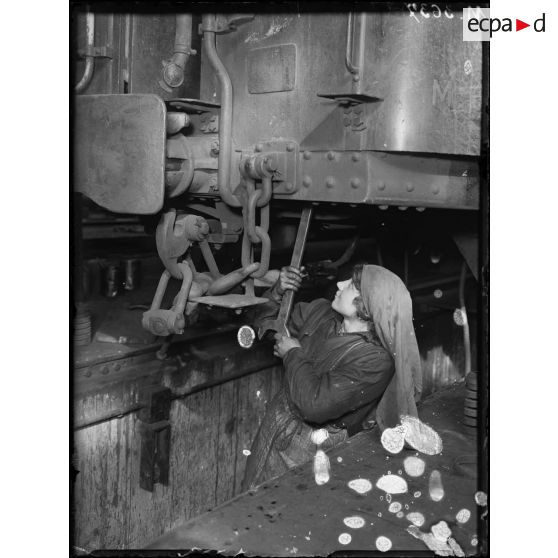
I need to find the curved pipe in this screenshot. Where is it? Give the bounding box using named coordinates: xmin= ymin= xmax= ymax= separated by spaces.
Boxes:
xmin=162 ymin=15 xmax=194 ymax=88
xmin=345 ymin=13 xmax=359 ymax=75
xmin=202 ymin=14 xmax=241 ymax=207
xmin=75 ymin=12 xmax=95 ymax=93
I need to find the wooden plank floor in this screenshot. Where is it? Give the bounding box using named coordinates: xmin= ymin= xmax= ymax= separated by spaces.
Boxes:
xmin=148 ymin=382 xmax=484 ymax=556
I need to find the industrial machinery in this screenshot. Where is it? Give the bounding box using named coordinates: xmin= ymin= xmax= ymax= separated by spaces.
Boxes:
xmin=73 ymin=8 xmax=484 ymax=339
xmin=72 ymin=7 xmax=487 ymax=551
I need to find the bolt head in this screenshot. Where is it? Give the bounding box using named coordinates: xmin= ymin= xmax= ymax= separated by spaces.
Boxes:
xmin=302 ymin=176 xmax=312 ymax=187
xmin=377 ymin=181 xmax=386 ymax=191
xmin=350 ymin=178 xmax=361 ymax=189
xmin=325 ymin=177 xmax=336 ymax=188
xmin=285 ymin=182 xmax=294 ymax=191
xmin=406 ymin=183 xmax=414 ymax=192
xmin=303 ymin=151 xmax=312 ymax=160
xmin=286 ymin=143 xmax=295 ymax=152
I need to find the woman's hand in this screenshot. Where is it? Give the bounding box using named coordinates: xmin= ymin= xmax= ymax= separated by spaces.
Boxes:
xmin=270 ymin=266 xmax=305 ymax=300
xmin=273 ymin=333 xmax=301 ymax=358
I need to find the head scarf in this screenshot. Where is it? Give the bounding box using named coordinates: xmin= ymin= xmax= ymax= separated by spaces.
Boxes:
xmin=359 ymin=265 xmax=422 ymax=430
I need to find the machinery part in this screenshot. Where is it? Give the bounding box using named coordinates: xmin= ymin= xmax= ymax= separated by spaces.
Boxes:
xmin=201 ymin=14 xmax=241 ymax=207
xmin=165 ymin=134 xmax=195 ymax=198
xmin=191 ymin=293 xmax=267 ymax=309
xmin=166 ymin=111 xmax=190 ymax=135
xmin=75 ymin=12 xmax=95 ymax=93
xmin=258 ymin=207 xmax=314 ymax=338
xmin=142 ymin=262 xmax=193 ymax=336
xmin=74 ymin=94 xmax=166 ymax=214
xmin=206 ymin=263 xmax=260 ymax=296
xmin=199 ymin=239 xmax=220 ymax=278
xmin=237 ymin=325 xmax=256 ymax=349
xmin=160 ymin=15 xmax=195 ymax=90
xmin=155 ymin=209 xmax=209 ymax=279
xmin=345 ymin=12 xmax=367 ymax=95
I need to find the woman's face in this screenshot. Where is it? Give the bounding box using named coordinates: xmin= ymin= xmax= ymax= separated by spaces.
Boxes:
xmin=331 ymin=278 xmax=359 ymax=318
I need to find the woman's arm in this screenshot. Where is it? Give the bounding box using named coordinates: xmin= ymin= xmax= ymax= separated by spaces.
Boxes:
xmin=282 ymin=346 xmax=394 ymax=424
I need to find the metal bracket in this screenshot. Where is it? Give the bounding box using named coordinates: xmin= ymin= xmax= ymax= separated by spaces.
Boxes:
xmin=139 ymin=386 xmax=171 ymax=492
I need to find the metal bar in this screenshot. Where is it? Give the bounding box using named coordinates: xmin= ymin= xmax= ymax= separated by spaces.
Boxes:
xmin=75 ymin=12 xmax=95 ymax=93
xmin=201 ymin=15 xmax=241 ymax=207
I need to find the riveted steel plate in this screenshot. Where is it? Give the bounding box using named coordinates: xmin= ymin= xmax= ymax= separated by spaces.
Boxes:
xmin=74 ymin=94 xmax=166 ymax=214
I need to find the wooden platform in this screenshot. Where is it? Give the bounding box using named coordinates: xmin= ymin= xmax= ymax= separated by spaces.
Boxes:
xmin=148 ymin=382 xmax=485 ymax=556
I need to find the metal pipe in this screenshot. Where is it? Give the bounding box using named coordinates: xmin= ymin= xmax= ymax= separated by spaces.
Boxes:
xmin=75 ymin=12 xmax=95 ymax=93
xmin=161 ymin=15 xmax=194 ymax=89
xmin=202 ymin=14 xmax=241 ymax=207
xmin=345 ymin=13 xmax=359 ymax=75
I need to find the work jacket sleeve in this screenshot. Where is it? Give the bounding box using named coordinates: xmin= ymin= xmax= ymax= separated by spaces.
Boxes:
xmin=282 ymin=345 xmax=394 ymax=425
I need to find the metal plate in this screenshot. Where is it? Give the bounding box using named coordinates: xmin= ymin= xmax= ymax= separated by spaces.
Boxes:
xmin=74 ymin=94 xmax=166 ymax=214
xmin=189 ymin=294 xmax=269 ymax=309
xmin=247 ymin=44 xmax=296 ymax=94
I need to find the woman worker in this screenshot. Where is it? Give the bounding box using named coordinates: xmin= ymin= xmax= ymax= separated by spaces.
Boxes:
xmin=242 ymin=263 xmax=423 ymax=491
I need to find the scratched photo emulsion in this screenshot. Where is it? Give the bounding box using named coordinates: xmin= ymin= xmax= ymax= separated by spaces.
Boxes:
xmin=71 ymin=3 xmax=488 ymax=556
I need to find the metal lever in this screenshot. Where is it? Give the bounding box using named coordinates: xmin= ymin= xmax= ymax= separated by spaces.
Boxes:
xmin=258 ymin=207 xmax=313 ymax=339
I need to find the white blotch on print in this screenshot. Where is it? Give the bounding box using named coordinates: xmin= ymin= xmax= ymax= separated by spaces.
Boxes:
xmin=474 ymin=491 xmax=487 ymax=506
xmin=347 ymin=478 xmax=373 ymax=494
xmin=242 ymin=449 xmax=251 ymax=456
xmin=404 ymin=456 xmax=426 ymax=477
xmin=376 ymin=474 xmax=408 ymax=494
xmin=343 ymin=516 xmax=365 ymax=529
xmin=375 ymin=536 xmax=392 ymax=552
xmin=406 ymin=512 xmax=425 ymax=527
xmin=429 ymin=470 xmax=445 ymax=502
xmin=389 ymin=502 xmax=402 ymax=513
xmin=456 ymin=509 xmax=471 ymax=523
xmin=338 ymin=533 xmax=352 ymax=545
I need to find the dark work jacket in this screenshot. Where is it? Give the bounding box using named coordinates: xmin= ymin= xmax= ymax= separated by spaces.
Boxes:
xmin=255 ymin=297 xmax=395 ymax=436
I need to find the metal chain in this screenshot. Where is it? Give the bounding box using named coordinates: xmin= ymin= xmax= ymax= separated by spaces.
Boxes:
xmin=240 ymin=177 xmax=271 ymax=279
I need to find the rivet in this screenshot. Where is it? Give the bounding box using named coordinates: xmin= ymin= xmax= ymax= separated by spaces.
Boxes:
xmin=351 ymin=153 xmax=360 ymax=162
xmin=101 ymin=366 xmax=110 ymax=375
xmin=379 ymin=205 xmax=389 ymax=210
xmin=114 ymin=363 xmax=121 ymax=371
xmin=255 ymin=143 xmax=263 ymax=152
xmin=343 ymin=117 xmax=351 ymax=127
xmin=326 ymin=151 xmax=335 ymax=161
xmin=398 ymin=206 xmax=408 ymax=211
xmin=350 ymin=178 xmax=361 ymax=189
xmin=432 ymin=186 xmax=440 ymax=195
xmin=377 ymin=181 xmax=386 ymax=191
xmin=406 ymin=183 xmax=414 ymax=192
xmin=353 ymin=75 xmax=360 ymax=82
xmin=303 ymin=151 xmax=312 ymax=160
xmin=302 ymin=176 xmax=312 ymax=187
xmin=286 ymin=143 xmax=295 ymax=152
xmin=325 ymin=177 xmax=336 ymax=188
xmin=285 ymin=182 xmax=294 ymax=191
xmin=84 ymin=368 xmax=92 ymax=378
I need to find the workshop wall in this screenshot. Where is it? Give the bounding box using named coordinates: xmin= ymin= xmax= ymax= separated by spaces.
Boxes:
xmin=73 ymin=364 xmax=283 ymax=550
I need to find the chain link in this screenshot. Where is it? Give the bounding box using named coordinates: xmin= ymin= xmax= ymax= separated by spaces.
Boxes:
xmin=240 ymin=177 xmax=271 ymax=279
